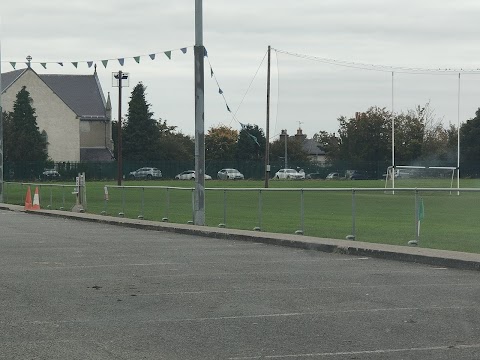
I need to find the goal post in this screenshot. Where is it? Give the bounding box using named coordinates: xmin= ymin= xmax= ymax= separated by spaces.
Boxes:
xmin=385 ymin=165 xmax=457 ymax=190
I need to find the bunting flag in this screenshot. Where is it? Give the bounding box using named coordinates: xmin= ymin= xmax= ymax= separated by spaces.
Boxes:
xmin=210 ymin=66 xmax=214 ymax=77
xmin=204 ymin=48 xmax=208 ymax=57
xmin=226 ymin=104 xmax=231 ymax=112
xmin=218 ymin=88 xmax=223 ymax=94
xmin=248 ymin=133 xmax=260 ymax=146
xmin=3 ymin=46 xmax=192 ymax=70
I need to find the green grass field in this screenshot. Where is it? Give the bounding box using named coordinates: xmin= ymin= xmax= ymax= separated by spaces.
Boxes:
xmin=4 ymin=178 xmax=480 ymax=253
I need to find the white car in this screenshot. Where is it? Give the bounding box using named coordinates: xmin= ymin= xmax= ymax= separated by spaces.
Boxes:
xmin=128 ymin=167 xmax=162 ymax=180
xmin=274 ymin=168 xmax=305 ymax=180
xmin=217 ymin=168 xmax=244 ymax=180
xmin=175 ymin=170 xmax=212 ymax=180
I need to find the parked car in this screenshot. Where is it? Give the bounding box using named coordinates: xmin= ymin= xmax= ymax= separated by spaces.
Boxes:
xmin=306 ymin=172 xmax=323 ymax=179
xmin=347 ymin=170 xmax=369 ymax=180
xmin=128 ymin=167 xmax=162 ymax=180
xmin=274 ymin=168 xmax=305 ymax=180
xmin=175 ymin=170 xmax=212 ymax=180
xmin=42 ymin=169 xmax=61 ymax=180
xmin=217 ymin=168 xmax=244 ymax=180
xmin=325 ymin=172 xmax=341 ymax=180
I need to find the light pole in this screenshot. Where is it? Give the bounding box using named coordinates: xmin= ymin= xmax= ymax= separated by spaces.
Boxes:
xmin=112 ymin=71 xmax=129 ymax=186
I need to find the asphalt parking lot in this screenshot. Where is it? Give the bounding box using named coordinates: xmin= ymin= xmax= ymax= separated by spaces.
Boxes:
xmin=1 ymin=209 xmax=480 ymax=359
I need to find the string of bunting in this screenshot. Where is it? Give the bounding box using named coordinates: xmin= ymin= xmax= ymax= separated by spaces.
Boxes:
xmin=205 ymin=51 xmax=261 ymax=147
xmin=2 ymin=46 xmax=192 ymax=70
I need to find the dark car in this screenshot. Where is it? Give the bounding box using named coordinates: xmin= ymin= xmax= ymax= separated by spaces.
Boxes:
xmin=348 ymin=170 xmax=369 ymax=180
xmin=306 ymin=172 xmax=323 ymax=179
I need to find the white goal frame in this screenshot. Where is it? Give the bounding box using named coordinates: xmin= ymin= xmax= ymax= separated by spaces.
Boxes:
xmin=385 ymin=165 xmax=457 ymax=192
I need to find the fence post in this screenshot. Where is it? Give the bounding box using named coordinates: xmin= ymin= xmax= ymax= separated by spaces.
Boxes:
xmin=60 ymin=185 xmax=65 ymax=210
xmin=162 ymin=188 xmax=169 ymax=222
xmin=295 ymin=189 xmax=304 ymax=235
xmin=119 ymin=186 xmax=125 ymax=217
xmin=138 ymin=187 xmax=145 ymax=219
xmin=48 ymin=185 xmax=53 ymax=209
xmin=218 ymin=189 xmax=227 ymax=228
xmin=254 ymin=189 xmax=262 ymax=231
xmin=346 ymin=189 xmax=356 ymax=240
xmin=408 ymin=189 xmax=419 ymax=246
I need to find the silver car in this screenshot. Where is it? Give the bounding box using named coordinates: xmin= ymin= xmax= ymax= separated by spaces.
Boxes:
xmin=217 ymin=168 xmax=244 ymax=180
xmin=128 ymin=167 xmax=162 ymax=180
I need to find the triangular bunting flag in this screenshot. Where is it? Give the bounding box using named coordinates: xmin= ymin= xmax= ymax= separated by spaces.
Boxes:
xmin=226 ymin=104 xmax=231 ymax=112
xmin=102 ymin=60 xmax=108 ymax=68
xmin=210 ymin=66 xmax=214 ymax=78
xmin=87 ymin=61 xmax=93 ymax=68
xmin=41 ymin=63 xmax=47 ymax=69
xmin=204 ymin=48 xmax=208 ymax=57
xmin=58 ymin=62 xmax=64 ymax=66
xmin=10 ymin=62 xmax=16 ymax=69
xmin=249 ymin=133 xmax=260 ymax=146
xmin=164 ymin=51 xmax=172 ymax=59
xmin=118 ymin=58 xmax=125 ymax=66
xmin=72 ymin=62 xmax=78 ymax=68
xmin=218 ymin=88 xmax=223 ymax=95
xmin=149 ymin=54 xmax=156 ymax=60
xmin=134 ymin=56 xmax=140 ymax=63
xmin=180 ymin=48 xmax=187 ymax=54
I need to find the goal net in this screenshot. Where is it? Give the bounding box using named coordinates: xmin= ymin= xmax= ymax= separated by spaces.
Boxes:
xmin=384 ymin=165 xmax=457 ymax=189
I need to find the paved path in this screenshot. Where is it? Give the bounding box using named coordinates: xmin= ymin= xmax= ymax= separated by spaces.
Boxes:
xmin=1 ymin=206 xmax=480 ymax=359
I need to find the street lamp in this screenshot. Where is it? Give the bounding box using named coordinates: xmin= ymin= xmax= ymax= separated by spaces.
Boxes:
xmin=112 ymin=71 xmax=129 ymax=186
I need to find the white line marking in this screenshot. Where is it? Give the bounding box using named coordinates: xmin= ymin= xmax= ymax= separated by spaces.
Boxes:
xmin=229 ymin=343 xmax=480 ymax=359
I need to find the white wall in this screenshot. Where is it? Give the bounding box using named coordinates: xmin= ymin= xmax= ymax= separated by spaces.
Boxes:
xmin=2 ymin=70 xmax=80 ymax=162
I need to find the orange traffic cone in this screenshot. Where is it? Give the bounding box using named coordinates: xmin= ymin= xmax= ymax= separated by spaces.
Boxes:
xmin=32 ymin=187 xmax=41 ymax=210
xmin=24 ymin=187 xmax=33 ymax=210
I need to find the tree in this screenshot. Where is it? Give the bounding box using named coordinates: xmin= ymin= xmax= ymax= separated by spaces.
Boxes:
xmin=157 ymin=120 xmax=194 ymax=161
xmin=460 ymin=108 xmax=480 ymax=164
xmin=312 ymin=130 xmax=340 ymax=162
xmin=270 ymin=135 xmax=309 ymax=166
xmin=236 ymin=124 xmax=266 ymax=161
xmin=205 ymin=125 xmax=238 ymax=161
xmin=122 ymin=83 xmax=160 ymax=161
xmin=4 ymin=86 xmax=48 ymax=162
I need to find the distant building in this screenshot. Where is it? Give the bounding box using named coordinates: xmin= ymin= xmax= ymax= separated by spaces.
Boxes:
xmin=280 ymin=128 xmax=326 ymax=164
xmin=1 ymin=66 xmax=114 ymax=162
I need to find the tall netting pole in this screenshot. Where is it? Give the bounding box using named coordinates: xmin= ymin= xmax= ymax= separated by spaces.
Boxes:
xmin=0 ymin=30 xmax=3 ymax=204
xmin=457 ymin=73 xmax=461 ymax=195
xmin=391 ymin=71 xmax=395 ymax=193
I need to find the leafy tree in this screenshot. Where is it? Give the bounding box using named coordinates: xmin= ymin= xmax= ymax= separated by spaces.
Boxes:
xmin=4 ymin=86 xmax=48 ymax=162
xmin=157 ymin=120 xmax=194 ymax=161
xmin=205 ymin=125 xmax=238 ymax=161
xmin=270 ymin=135 xmax=309 ymax=166
xmin=336 ymin=107 xmax=392 ymax=164
xmin=460 ymin=108 xmax=480 ymax=164
xmin=236 ymin=124 xmax=266 ymax=161
xmin=312 ymin=130 xmax=340 ymax=162
xmin=122 ymin=82 xmax=160 ymax=161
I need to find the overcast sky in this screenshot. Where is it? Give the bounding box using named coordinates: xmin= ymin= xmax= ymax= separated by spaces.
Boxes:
xmin=2 ymin=0 xmax=480 ymax=139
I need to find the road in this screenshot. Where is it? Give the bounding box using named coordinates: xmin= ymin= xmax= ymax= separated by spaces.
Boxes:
xmin=1 ymin=210 xmax=480 ymax=359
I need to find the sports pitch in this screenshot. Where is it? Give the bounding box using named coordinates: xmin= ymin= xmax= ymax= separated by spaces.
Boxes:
xmin=4 ymin=178 xmax=480 ymax=253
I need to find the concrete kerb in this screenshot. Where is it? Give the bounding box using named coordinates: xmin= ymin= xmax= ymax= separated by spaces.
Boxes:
xmin=2 ymin=203 xmax=480 ymax=271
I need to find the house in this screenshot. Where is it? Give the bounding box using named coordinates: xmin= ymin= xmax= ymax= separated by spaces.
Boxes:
xmin=1 ymin=66 xmax=114 ymax=162
xmin=280 ymin=128 xmax=326 ymax=164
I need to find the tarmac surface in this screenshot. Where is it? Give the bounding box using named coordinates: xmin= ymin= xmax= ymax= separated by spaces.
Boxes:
xmin=1 ymin=204 xmax=480 ymax=359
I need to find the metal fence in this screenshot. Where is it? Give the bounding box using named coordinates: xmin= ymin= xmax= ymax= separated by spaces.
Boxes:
xmin=4 ymin=181 xmax=480 ymax=252
xmin=3 ymin=181 xmax=84 ymax=211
